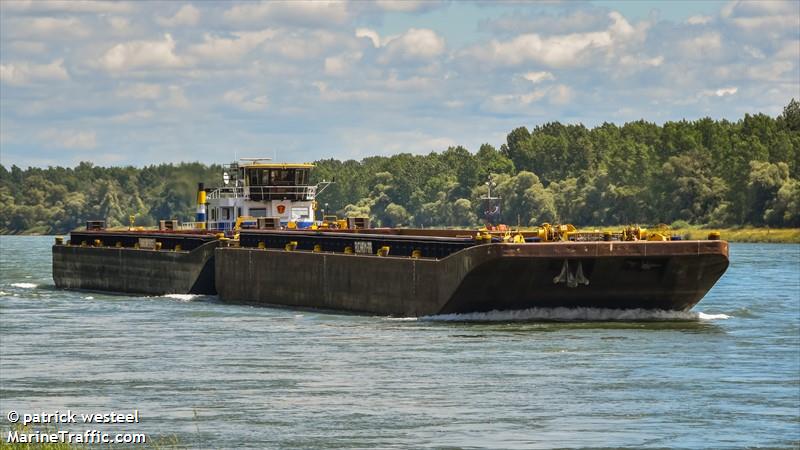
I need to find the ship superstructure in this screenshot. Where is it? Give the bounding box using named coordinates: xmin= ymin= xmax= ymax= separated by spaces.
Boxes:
xmin=199 ymin=158 xmax=330 ymax=231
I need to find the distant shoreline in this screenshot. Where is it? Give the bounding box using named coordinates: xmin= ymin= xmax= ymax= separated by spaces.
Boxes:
xmin=548 ymin=226 xmax=800 ymax=244
xmin=676 ymin=227 xmax=800 ymax=244
xmin=2 ymin=227 xmax=798 ymax=243
xmin=572 ymin=226 xmax=800 ymax=244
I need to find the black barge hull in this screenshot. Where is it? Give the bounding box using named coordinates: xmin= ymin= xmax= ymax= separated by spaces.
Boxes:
xmin=53 ymin=236 xmax=218 ymax=295
xmin=53 ymin=230 xmax=729 ymax=315
xmin=215 ymin=240 xmax=729 ymax=316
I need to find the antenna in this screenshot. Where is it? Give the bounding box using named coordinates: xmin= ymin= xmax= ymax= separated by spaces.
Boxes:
xmin=481 ymin=175 xmax=501 ymax=226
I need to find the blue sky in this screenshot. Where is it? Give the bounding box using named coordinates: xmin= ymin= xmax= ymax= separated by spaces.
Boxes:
xmin=1 ymin=0 xmax=798 ymax=168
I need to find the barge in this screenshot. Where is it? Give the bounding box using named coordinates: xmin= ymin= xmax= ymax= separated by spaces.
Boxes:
xmin=53 ymin=158 xmax=729 ymax=316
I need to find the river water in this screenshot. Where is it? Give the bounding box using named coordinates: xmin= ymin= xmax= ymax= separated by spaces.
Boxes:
xmin=0 ymin=236 xmax=798 ymax=449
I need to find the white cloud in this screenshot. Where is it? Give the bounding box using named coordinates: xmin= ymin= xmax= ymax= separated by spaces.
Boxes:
xmin=471 ymin=32 xmax=608 ymax=67
xmin=163 ymin=85 xmax=190 ymax=109
xmin=0 ymin=59 xmax=69 ymax=86
xmin=745 ymin=61 xmax=794 ymax=82
xmin=324 ymin=56 xmax=348 ymax=76
xmin=110 ymin=110 xmax=154 ymax=123
xmin=156 ymin=5 xmax=200 ymax=27
xmin=374 ymin=0 xmax=436 ymax=12
xmin=607 ymin=11 xmax=635 ymax=37
xmin=324 ymin=52 xmax=362 ymax=76
xmin=678 ymin=32 xmax=722 ymax=59
xmin=356 ymin=28 xmax=382 ymax=48
xmin=382 ymin=74 xmax=435 ymax=91
xmin=464 ymin=12 xmax=637 ymax=68
xmin=774 ymin=40 xmax=800 ymax=60
xmin=378 ymin=28 xmax=446 ymax=62
xmin=313 ymin=81 xmax=377 ymax=102
xmin=108 ymin=16 xmax=132 ymax=33
xmin=189 ymin=29 xmax=276 ymax=64
xmin=700 ymin=86 xmax=738 ymax=98
xmin=356 ymin=28 xmax=445 ymax=62
xmin=549 ymin=84 xmax=573 ymax=105
xmin=99 ymin=34 xmax=183 ymax=72
xmin=743 ymin=45 xmax=765 ymax=59
xmin=116 ymin=83 xmax=162 ymax=100
xmin=721 ymin=0 xmax=799 ymax=32
xmin=261 ymin=30 xmax=348 ymax=61
xmin=6 ymin=41 xmax=47 ymax=54
xmin=484 ymin=83 xmax=573 ymax=112
xmin=520 ymin=90 xmax=547 ymax=105
xmin=223 ymin=1 xmax=349 ymax=27
xmin=618 ymin=54 xmax=664 ymax=69
xmin=3 ymin=0 xmax=134 ymax=14
xmin=12 ymin=16 xmax=90 ymax=38
xmin=223 ymin=89 xmax=269 ymax=112
xmin=481 ymin=9 xmax=612 ymax=36
xmin=686 ymin=15 xmax=712 ymax=25
xmin=40 ymin=129 xmax=97 ymax=149
xmin=339 ymin=129 xmax=457 ymax=157
xmin=523 ymin=71 xmax=555 ymax=84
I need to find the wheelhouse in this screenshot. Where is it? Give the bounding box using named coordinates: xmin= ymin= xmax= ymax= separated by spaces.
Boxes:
xmin=201 ymin=159 xmax=329 ymax=231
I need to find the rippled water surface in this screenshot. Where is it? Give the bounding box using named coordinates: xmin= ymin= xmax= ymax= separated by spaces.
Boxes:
xmin=1 ymin=236 xmax=798 ymax=449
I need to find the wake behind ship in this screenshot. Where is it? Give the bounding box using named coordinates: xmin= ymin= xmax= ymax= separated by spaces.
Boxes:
xmin=53 ymin=158 xmax=729 ymax=316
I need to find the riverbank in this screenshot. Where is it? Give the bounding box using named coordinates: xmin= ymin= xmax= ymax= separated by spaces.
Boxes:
xmin=677 ymin=227 xmax=800 ymax=243
xmin=540 ymin=226 xmax=800 ymax=244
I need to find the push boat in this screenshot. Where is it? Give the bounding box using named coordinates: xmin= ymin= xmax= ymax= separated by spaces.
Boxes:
xmin=53 ymin=159 xmax=730 ymax=317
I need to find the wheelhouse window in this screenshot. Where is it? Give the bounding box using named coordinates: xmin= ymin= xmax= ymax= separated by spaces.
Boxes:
xmin=247 ymin=168 xmax=271 ymax=186
xmin=295 ymin=170 xmax=308 ymax=186
xmin=271 ymin=169 xmax=293 ymax=186
xmin=246 ymin=167 xmax=309 ymax=187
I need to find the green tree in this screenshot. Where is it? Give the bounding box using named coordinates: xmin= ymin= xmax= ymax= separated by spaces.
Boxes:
xmin=746 ymin=161 xmax=790 ymax=225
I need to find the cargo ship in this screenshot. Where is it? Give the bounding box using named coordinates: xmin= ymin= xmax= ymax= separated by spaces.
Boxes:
xmin=53 ymin=159 xmax=729 ymax=316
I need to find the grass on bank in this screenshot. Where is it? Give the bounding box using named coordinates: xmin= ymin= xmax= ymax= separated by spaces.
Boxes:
xmin=518 ymin=224 xmax=800 ymax=243
xmin=667 ymin=225 xmax=799 ymax=243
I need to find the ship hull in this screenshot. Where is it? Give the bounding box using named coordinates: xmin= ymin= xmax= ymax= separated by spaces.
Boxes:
xmin=439 ymin=243 xmax=729 ymax=314
xmin=53 ymin=230 xmax=728 ymax=315
xmin=214 ymin=240 xmax=729 ymax=316
xmin=53 ymin=240 xmax=218 ymax=295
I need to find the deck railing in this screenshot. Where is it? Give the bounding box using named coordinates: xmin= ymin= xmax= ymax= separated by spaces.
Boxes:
xmin=206 ymin=185 xmax=318 ymax=201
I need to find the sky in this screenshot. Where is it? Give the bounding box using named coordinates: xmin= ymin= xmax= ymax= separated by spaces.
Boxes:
xmin=0 ymin=0 xmax=798 ymax=168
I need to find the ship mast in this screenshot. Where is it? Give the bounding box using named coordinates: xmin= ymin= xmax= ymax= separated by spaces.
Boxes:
xmin=481 ymin=175 xmax=501 ymax=227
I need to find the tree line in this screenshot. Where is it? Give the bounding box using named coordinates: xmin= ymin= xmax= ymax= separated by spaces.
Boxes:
xmin=1 ymin=100 xmax=798 ymax=234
